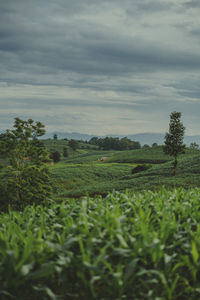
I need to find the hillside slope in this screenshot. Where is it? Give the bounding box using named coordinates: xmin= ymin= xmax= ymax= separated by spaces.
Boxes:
xmin=50 ymin=148 xmax=200 ymax=199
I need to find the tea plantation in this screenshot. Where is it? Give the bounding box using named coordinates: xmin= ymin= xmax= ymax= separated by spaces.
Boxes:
xmin=1 ymin=188 xmax=200 ymax=299
xmin=1 ymin=141 xmax=200 ymax=299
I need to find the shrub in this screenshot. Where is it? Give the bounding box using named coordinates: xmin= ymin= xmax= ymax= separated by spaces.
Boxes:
xmin=50 ymin=150 xmax=61 ymax=163
xmin=131 ymin=164 xmax=151 ymax=174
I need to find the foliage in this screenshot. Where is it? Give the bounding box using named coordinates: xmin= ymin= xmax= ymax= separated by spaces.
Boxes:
xmin=50 ymin=162 xmax=134 ymax=199
xmin=105 ymin=146 xmax=172 ymax=164
xmin=0 ymin=118 xmax=52 ymax=210
xmin=68 ymin=139 xmax=79 ymax=152
xmin=163 ymin=112 xmax=186 ymax=176
xmin=49 ymin=148 xmax=200 ymax=199
xmin=53 ymin=134 xmax=58 ymax=140
xmin=50 ymin=150 xmax=61 ymax=163
xmin=63 ymin=147 xmax=69 ymax=158
xmin=131 ymin=164 xmax=151 ymax=174
xmin=152 ymin=142 xmax=158 ymax=147
xmin=143 ymin=144 xmax=150 ymax=149
xmin=1 ymin=188 xmax=200 ymax=299
xmin=89 ymin=136 xmax=141 ymax=150
xmin=190 ymin=142 xmax=199 ymax=150
xmin=42 ymin=139 xmax=69 ymax=156
xmin=63 ymin=150 xmax=119 ymax=164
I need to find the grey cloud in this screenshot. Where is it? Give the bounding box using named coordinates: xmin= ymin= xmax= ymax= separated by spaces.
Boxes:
xmin=0 ymin=97 xmax=141 ymax=111
xmin=184 ymin=0 xmax=200 ymax=8
xmin=166 ymin=77 xmax=200 ymax=101
xmin=1 ymin=0 xmax=200 ymax=134
xmin=126 ymin=0 xmax=172 ymax=14
xmin=188 ymin=27 xmax=200 ymax=37
xmin=1 ymin=27 xmax=200 ymax=89
xmin=1 ymin=0 xmax=200 ymax=88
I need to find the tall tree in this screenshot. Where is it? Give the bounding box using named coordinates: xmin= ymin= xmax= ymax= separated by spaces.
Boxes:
xmin=53 ymin=133 xmax=58 ymax=140
xmin=63 ymin=147 xmax=69 ymax=158
xmin=68 ymin=139 xmax=79 ymax=152
xmin=0 ymin=118 xmax=52 ymax=210
xmin=163 ymin=111 xmax=185 ymax=176
xmin=50 ymin=150 xmax=61 ymax=163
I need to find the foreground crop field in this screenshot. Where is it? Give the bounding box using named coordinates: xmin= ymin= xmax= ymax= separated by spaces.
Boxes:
xmin=1 ymin=188 xmax=200 ymax=299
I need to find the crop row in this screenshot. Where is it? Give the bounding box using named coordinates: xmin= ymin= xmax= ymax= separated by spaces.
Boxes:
xmin=1 ymin=188 xmax=200 ymax=299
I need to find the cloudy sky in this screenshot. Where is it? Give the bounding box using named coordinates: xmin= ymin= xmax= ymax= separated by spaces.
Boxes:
xmin=1 ymin=0 xmax=200 ymax=135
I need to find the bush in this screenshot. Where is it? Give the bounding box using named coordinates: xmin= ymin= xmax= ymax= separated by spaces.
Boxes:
xmin=131 ymin=164 xmax=151 ymax=174
xmin=63 ymin=147 xmax=69 ymax=158
xmin=0 ymin=165 xmax=52 ymax=211
xmin=50 ymin=150 xmax=61 ymax=163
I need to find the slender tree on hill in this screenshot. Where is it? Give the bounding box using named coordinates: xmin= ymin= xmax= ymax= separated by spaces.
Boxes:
xmin=63 ymin=147 xmax=69 ymax=158
xmin=68 ymin=139 xmax=79 ymax=152
xmin=53 ymin=133 xmax=58 ymax=140
xmin=163 ymin=111 xmax=186 ymax=176
xmin=50 ymin=150 xmax=61 ymax=163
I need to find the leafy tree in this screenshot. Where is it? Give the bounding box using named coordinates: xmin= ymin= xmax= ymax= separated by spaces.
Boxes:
xmin=89 ymin=136 xmax=141 ymax=150
xmin=152 ymin=143 xmax=158 ymax=148
xmin=89 ymin=136 xmax=99 ymax=145
xmin=190 ymin=142 xmax=199 ymax=150
xmin=163 ymin=111 xmax=186 ymax=176
xmin=50 ymin=150 xmax=61 ymax=163
xmin=0 ymin=118 xmax=52 ymax=210
xmin=53 ymin=133 xmax=58 ymax=140
xmin=143 ymin=144 xmax=150 ymax=149
xmin=68 ymin=139 xmax=79 ymax=152
xmin=129 ymin=140 xmax=141 ymax=150
xmin=63 ymin=147 xmax=69 ymax=158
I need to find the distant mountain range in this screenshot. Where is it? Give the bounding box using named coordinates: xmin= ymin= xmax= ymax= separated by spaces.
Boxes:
xmin=45 ymin=132 xmax=200 ymax=146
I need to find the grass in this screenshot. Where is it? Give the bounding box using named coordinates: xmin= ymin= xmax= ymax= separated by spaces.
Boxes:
xmin=1 ymin=188 xmax=200 ymax=299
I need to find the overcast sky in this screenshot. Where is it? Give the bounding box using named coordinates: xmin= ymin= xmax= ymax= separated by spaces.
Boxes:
xmin=1 ymin=0 xmax=200 ymax=135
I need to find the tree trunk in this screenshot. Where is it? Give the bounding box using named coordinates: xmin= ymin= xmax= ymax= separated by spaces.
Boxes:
xmin=173 ymin=157 xmax=178 ymax=176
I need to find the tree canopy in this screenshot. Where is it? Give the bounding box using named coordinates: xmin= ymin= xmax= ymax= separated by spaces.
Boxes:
xmin=163 ymin=111 xmax=185 ymax=176
xmin=89 ymin=136 xmax=141 ymax=150
xmin=68 ymin=139 xmax=79 ymax=152
xmin=0 ymin=118 xmax=52 ymax=210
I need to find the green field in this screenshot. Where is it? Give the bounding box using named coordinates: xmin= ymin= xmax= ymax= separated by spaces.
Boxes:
xmin=50 ymin=162 xmax=135 ymax=199
xmin=47 ymin=145 xmax=200 ymax=199
xmin=1 ymin=140 xmax=200 ymax=299
xmin=1 ymin=188 xmax=200 ymax=299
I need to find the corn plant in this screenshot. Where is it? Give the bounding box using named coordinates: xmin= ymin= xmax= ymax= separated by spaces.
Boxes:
xmin=1 ymin=188 xmax=200 ymax=299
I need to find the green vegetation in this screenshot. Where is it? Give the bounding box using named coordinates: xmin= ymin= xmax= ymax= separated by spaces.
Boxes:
xmin=104 ymin=146 xmax=171 ymax=164
xmin=0 ymin=118 xmax=51 ymax=210
xmin=1 ymin=188 xmax=200 ymax=299
xmin=68 ymin=139 xmax=79 ymax=152
xmin=62 ymin=149 xmax=119 ymax=164
xmin=50 ymin=162 xmax=134 ymax=199
xmin=50 ymin=150 xmax=61 ymax=163
xmin=164 ymin=111 xmax=186 ymax=175
xmin=45 ymin=145 xmax=200 ymax=199
xmin=89 ymin=136 xmax=141 ymax=150
xmin=1 ymin=116 xmax=200 ymax=299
